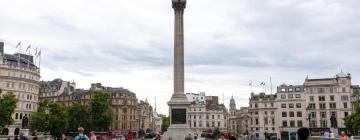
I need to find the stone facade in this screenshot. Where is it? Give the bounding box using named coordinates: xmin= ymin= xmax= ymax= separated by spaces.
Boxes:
xmin=231 ymin=71 xmax=358 ymax=140
xmin=57 ymin=83 xmax=138 ymax=131
xmin=39 ymin=78 xmax=76 ymax=102
xmin=187 ymin=93 xmax=229 ymax=134
xmin=136 ymin=99 xmax=154 ymax=132
xmin=0 ymin=42 xmax=41 ymax=136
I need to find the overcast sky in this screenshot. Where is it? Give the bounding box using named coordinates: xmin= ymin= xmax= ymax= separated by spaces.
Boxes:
xmin=1 ymin=0 xmax=360 ymax=115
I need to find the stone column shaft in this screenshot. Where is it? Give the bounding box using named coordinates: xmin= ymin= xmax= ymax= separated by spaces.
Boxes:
xmin=174 ymin=10 xmax=184 ymax=95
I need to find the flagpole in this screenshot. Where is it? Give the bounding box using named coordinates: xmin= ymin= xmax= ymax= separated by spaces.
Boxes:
xmin=27 ymin=46 xmax=31 ymax=69
xmin=17 ymin=42 xmax=21 ymax=67
xmin=270 ymin=77 xmax=273 ymax=94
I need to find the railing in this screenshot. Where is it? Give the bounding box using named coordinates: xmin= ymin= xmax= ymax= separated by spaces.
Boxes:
xmin=0 ymin=63 xmax=40 ymax=74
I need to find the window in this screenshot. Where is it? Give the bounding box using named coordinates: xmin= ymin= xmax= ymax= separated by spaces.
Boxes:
xmin=290 ymin=121 xmax=295 ymax=127
xmin=341 ymin=96 xmax=349 ymax=101
xmin=212 ymin=122 xmax=215 ymax=127
xmin=281 ymin=88 xmax=286 ymax=92
xmin=297 ymin=120 xmax=303 ymax=127
xmin=320 ymin=120 xmax=327 ymax=128
xmin=288 ymin=88 xmax=293 ymax=92
xmin=255 ymin=111 xmax=258 ymax=115
xmin=320 ymin=112 xmax=326 ymax=118
xmin=194 ymin=122 xmax=196 ymax=127
xmin=297 ymin=111 xmax=302 ymax=117
xmin=282 ymin=112 xmax=287 ymax=117
xmin=218 ymin=122 xmax=220 ymax=127
xmin=344 ymin=112 xmax=349 ymax=117
xmin=282 ymin=121 xmax=287 ymax=127
xmin=271 ymin=103 xmax=274 ymax=107
xmin=15 ymin=113 xmax=18 ymax=119
xmin=194 ymin=115 xmax=196 ymax=119
xmin=272 ymin=118 xmax=275 ymax=125
xmin=265 ymin=111 xmax=268 ymax=115
xmin=318 ymin=96 xmax=325 ymax=101
xmin=319 ymin=103 xmax=326 ymax=109
xmin=264 ymin=118 xmax=268 ymax=125
xmin=310 ymin=96 xmax=314 ymax=102
xmin=289 ymin=112 xmax=294 ymax=117
xmin=255 ymin=103 xmax=258 ymax=108
xmin=318 ymin=88 xmax=325 ymax=93
xmin=281 ymin=95 xmax=286 ymax=99
xmin=330 ymin=103 xmax=336 ymax=109
xmin=310 ymin=112 xmax=316 ymax=118
xmin=310 ymin=120 xmax=316 ymax=128
xmin=212 ymin=115 xmax=214 ymax=119
xmin=281 ymin=103 xmax=286 ymax=108
xmin=271 ymin=111 xmax=274 ymax=115
xmin=308 ymin=103 xmax=316 ymax=109
xmin=289 ymin=103 xmax=294 ymax=108
xmin=296 ymin=103 xmax=301 ymax=108
xmin=331 ymin=111 xmax=336 ymax=117
xmin=330 ymin=88 xmax=334 ymax=93
xmin=344 ymin=102 xmax=348 ymax=108
xmin=295 ymin=94 xmax=301 ymax=98
xmin=342 ymin=87 xmax=346 ymax=92
xmin=330 ymin=95 xmax=335 ymax=101
xmin=288 ymin=94 xmax=293 ymax=99
xmin=295 ymin=87 xmax=301 ymax=92
xmin=206 ymin=115 xmax=209 ymax=119
xmin=255 ymin=118 xmax=258 ymax=125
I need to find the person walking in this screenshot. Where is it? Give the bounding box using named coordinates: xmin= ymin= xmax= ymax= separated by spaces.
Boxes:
xmin=89 ymin=131 xmax=96 ymax=140
xmin=323 ymin=131 xmax=330 ymax=140
xmin=75 ymin=127 xmax=89 ymax=140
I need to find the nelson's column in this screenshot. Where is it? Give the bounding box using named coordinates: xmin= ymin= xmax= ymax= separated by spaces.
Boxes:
xmin=164 ymin=0 xmax=191 ymax=139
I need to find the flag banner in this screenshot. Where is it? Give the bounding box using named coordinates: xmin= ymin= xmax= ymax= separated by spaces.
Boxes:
xmin=16 ymin=41 xmax=21 ymax=48
xmin=26 ymin=45 xmax=31 ymax=52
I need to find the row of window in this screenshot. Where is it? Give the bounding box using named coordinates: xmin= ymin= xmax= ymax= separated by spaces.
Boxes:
xmin=250 ymin=118 xmax=275 ymax=125
xmin=189 ymin=121 xmax=226 ymax=128
xmin=189 ymin=114 xmax=226 ymax=120
xmin=283 ymin=120 xmax=303 ymax=127
xmin=308 ymin=102 xmax=348 ymax=109
xmin=280 ymin=94 xmax=302 ymax=99
xmin=307 ymin=87 xmax=347 ymax=94
xmin=6 ymin=81 xmax=38 ymax=92
xmin=309 ymin=95 xmax=349 ymax=102
xmin=250 ymin=111 xmax=275 ymax=115
xmin=6 ymin=71 xmax=37 ymax=80
xmin=281 ymin=103 xmax=302 ymax=108
xmin=14 ymin=113 xmax=30 ymax=120
xmin=279 ymin=87 xmax=302 ymax=92
xmin=282 ymin=111 xmax=303 ymax=117
xmin=309 ymin=111 xmax=349 ymax=118
xmin=250 ymin=102 xmax=275 ymax=108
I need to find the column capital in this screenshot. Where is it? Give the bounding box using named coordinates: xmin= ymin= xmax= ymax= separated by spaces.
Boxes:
xmin=172 ymin=0 xmax=186 ymax=12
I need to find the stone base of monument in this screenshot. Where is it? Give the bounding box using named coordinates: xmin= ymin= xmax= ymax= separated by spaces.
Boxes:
xmin=20 ymin=129 xmax=29 ymax=137
xmin=164 ymin=125 xmax=193 ymax=140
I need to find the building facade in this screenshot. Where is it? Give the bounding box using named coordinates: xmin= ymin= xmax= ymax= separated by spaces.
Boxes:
xmin=186 ymin=93 xmax=229 ymax=135
xmin=39 ymin=78 xmax=76 ymax=102
xmin=0 ymin=42 xmax=41 ymax=136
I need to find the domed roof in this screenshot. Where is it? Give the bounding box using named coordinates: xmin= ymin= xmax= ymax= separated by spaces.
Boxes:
xmin=336 ymin=70 xmax=350 ymax=78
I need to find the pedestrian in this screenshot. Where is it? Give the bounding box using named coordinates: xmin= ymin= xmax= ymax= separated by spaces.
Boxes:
xmin=297 ymin=127 xmax=310 ymax=140
xmin=14 ymin=136 xmax=19 ymax=140
xmin=61 ymin=133 xmax=67 ymax=140
xmin=75 ymin=127 xmax=89 ymax=140
xmin=89 ymin=131 xmax=96 ymax=140
xmin=323 ymin=131 xmax=330 ymax=139
xmin=220 ymin=134 xmax=225 ymax=140
xmin=329 ymin=131 xmax=334 ymax=138
xmin=19 ymin=132 xmax=29 ymax=140
xmin=341 ymin=131 xmax=347 ymax=138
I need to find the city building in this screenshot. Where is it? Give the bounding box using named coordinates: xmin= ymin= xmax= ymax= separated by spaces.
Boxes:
xmin=303 ymin=72 xmax=354 ymax=135
xmin=0 ymin=42 xmax=41 ymax=136
xmin=248 ymin=92 xmax=278 ymax=140
xmin=57 ymin=83 xmax=138 ymax=131
xmin=276 ymin=84 xmax=306 ymax=139
xmin=231 ymin=71 xmax=359 ymax=140
xmin=136 ymin=99 xmax=154 ymax=132
xmin=186 ymin=93 xmax=229 ymax=134
xmin=39 ymin=78 xmax=76 ymax=102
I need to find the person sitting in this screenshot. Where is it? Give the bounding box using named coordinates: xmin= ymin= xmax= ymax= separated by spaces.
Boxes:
xmin=297 ymin=128 xmax=310 ymax=140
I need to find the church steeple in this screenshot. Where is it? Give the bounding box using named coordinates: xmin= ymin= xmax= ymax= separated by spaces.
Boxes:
xmin=229 ymin=96 xmax=236 ymax=116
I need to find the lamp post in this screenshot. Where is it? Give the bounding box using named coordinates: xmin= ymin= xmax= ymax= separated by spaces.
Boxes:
xmin=44 ymin=105 xmax=50 ymax=140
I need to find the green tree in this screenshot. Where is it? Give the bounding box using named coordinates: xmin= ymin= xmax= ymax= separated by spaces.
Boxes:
xmin=0 ymin=92 xmax=17 ymax=131
xmin=90 ymin=91 xmax=113 ymax=131
xmin=68 ymin=103 xmax=90 ymax=132
xmin=345 ymin=103 xmax=360 ymax=134
xmin=30 ymin=100 xmax=68 ymax=138
xmin=161 ymin=116 xmax=170 ymax=132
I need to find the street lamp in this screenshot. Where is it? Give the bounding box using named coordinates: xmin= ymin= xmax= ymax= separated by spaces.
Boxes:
xmin=44 ymin=105 xmax=50 ymax=139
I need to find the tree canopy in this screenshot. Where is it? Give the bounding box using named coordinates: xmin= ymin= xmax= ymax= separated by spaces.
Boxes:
xmin=90 ymin=90 xmax=113 ymax=131
xmin=0 ymin=92 xmax=17 ymax=131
